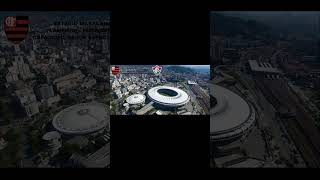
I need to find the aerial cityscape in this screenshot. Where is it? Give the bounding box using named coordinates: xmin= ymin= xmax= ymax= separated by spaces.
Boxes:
xmin=3 ymin=10 xmax=320 ymax=168
xmin=0 ymin=12 xmax=110 ymax=167
xmin=110 ymin=65 xmax=210 ymax=115
xmin=211 ymin=11 xmax=320 ymax=168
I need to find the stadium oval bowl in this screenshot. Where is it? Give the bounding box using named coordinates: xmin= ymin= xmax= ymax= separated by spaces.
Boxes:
xmin=147 ymin=86 xmax=190 ymax=107
xmin=211 ymin=84 xmax=255 ymax=143
xmin=52 ymin=103 xmax=109 ymax=135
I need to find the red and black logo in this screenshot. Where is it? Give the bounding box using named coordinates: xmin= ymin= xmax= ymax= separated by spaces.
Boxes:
xmin=4 ymin=16 xmax=29 ymax=44
xmin=111 ymin=66 xmax=120 ymax=75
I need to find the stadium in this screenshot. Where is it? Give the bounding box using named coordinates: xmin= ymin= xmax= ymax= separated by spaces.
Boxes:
xmin=211 ymin=84 xmax=255 ymax=144
xmin=52 ymin=102 xmax=109 ymax=135
xmin=147 ymin=86 xmax=190 ymax=107
xmin=126 ymin=94 xmax=146 ymax=105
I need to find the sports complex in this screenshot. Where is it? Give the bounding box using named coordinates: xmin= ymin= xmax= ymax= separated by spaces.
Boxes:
xmin=211 ymin=84 xmax=256 ymax=144
xmin=147 ymin=86 xmax=190 ymax=107
xmin=126 ymin=94 xmax=146 ymax=105
xmin=52 ymin=102 xmax=109 ymax=135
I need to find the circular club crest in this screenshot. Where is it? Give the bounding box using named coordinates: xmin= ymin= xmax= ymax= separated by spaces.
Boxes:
xmin=152 ymin=65 xmax=162 ymax=76
xmin=5 ymin=17 xmax=16 ymax=27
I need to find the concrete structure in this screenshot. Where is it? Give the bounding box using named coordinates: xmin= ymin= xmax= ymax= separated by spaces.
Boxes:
xmin=70 ymin=143 xmax=110 ymax=168
xmin=15 ymin=88 xmax=39 ymax=117
xmin=70 ymin=46 xmax=79 ymax=62
xmin=6 ymin=56 xmax=34 ymax=83
xmin=147 ymin=86 xmax=190 ymax=107
xmin=24 ymin=102 xmax=40 ymax=117
xmin=6 ymin=67 xmax=19 ymax=82
xmin=36 ymin=84 xmax=55 ymax=100
xmin=187 ymin=80 xmax=197 ymax=85
xmin=81 ymin=77 xmax=96 ymax=89
xmin=189 ymin=83 xmax=210 ymax=114
xmin=136 ymin=102 xmax=155 ymax=115
xmin=248 ymin=60 xmax=281 ymax=74
xmin=46 ymin=95 xmax=61 ymax=107
xmin=42 ymin=131 xmax=62 ymax=156
xmin=52 ymin=102 xmax=109 ymax=135
xmin=211 ymin=84 xmax=255 ymax=143
xmin=53 ymin=70 xmax=85 ymax=94
xmin=66 ymin=136 xmax=89 ymax=149
xmin=126 ymin=94 xmax=146 ymax=105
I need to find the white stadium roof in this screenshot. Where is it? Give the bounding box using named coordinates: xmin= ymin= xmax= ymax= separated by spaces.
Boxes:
xmin=211 ymin=84 xmax=255 ymax=141
xmin=126 ymin=94 xmax=146 ymax=105
xmin=52 ymin=103 xmax=109 ymax=135
xmin=147 ymin=86 xmax=190 ymax=107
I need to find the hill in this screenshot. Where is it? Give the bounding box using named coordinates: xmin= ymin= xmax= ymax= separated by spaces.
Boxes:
xmin=165 ymin=65 xmax=194 ymax=73
xmin=211 ymin=12 xmax=271 ymax=39
xmin=220 ymin=11 xmax=319 ymax=38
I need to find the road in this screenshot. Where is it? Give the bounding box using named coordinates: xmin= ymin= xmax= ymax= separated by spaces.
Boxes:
xmin=236 ymin=62 xmax=304 ymax=166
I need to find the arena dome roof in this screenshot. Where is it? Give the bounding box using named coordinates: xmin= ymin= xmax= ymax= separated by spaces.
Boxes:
xmin=126 ymin=94 xmax=146 ymax=105
xmin=52 ymin=102 xmax=109 ymax=135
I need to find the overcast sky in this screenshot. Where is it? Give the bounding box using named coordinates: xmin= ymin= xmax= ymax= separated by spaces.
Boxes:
xmin=178 ymin=65 xmax=210 ymax=68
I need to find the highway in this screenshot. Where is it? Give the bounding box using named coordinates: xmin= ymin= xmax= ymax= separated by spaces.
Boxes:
xmin=255 ymin=76 xmax=320 ymax=167
xmin=234 ymin=61 xmax=306 ymax=166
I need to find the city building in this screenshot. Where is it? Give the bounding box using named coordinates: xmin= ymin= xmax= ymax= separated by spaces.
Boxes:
xmin=248 ymin=60 xmax=281 ymax=75
xmin=35 ymin=84 xmax=55 ymax=100
xmin=12 ymin=56 xmax=34 ymax=80
xmin=53 ymin=70 xmax=85 ymax=94
xmin=46 ymin=95 xmax=61 ymax=107
xmin=81 ymin=77 xmax=97 ymax=89
xmin=187 ymin=80 xmax=197 ymax=85
xmin=70 ymin=143 xmax=110 ymax=168
xmin=15 ymin=88 xmax=40 ymax=117
xmin=6 ymin=56 xmax=34 ymax=83
xmin=69 ymin=46 xmax=79 ymax=62
xmin=42 ymin=131 xmax=62 ymax=156
xmin=24 ymin=102 xmax=40 ymax=117
xmin=6 ymin=67 xmax=19 ymax=83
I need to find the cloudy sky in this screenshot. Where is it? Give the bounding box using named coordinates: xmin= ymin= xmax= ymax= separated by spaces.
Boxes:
xmin=178 ymin=65 xmax=210 ymax=68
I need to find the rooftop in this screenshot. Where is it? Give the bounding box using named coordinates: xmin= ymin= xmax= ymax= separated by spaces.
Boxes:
xmin=248 ymin=60 xmax=281 ymax=74
xmin=211 ymin=84 xmax=255 ymax=137
xmin=52 ymin=102 xmax=109 ymax=135
xmin=126 ymin=94 xmax=146 ymax=105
